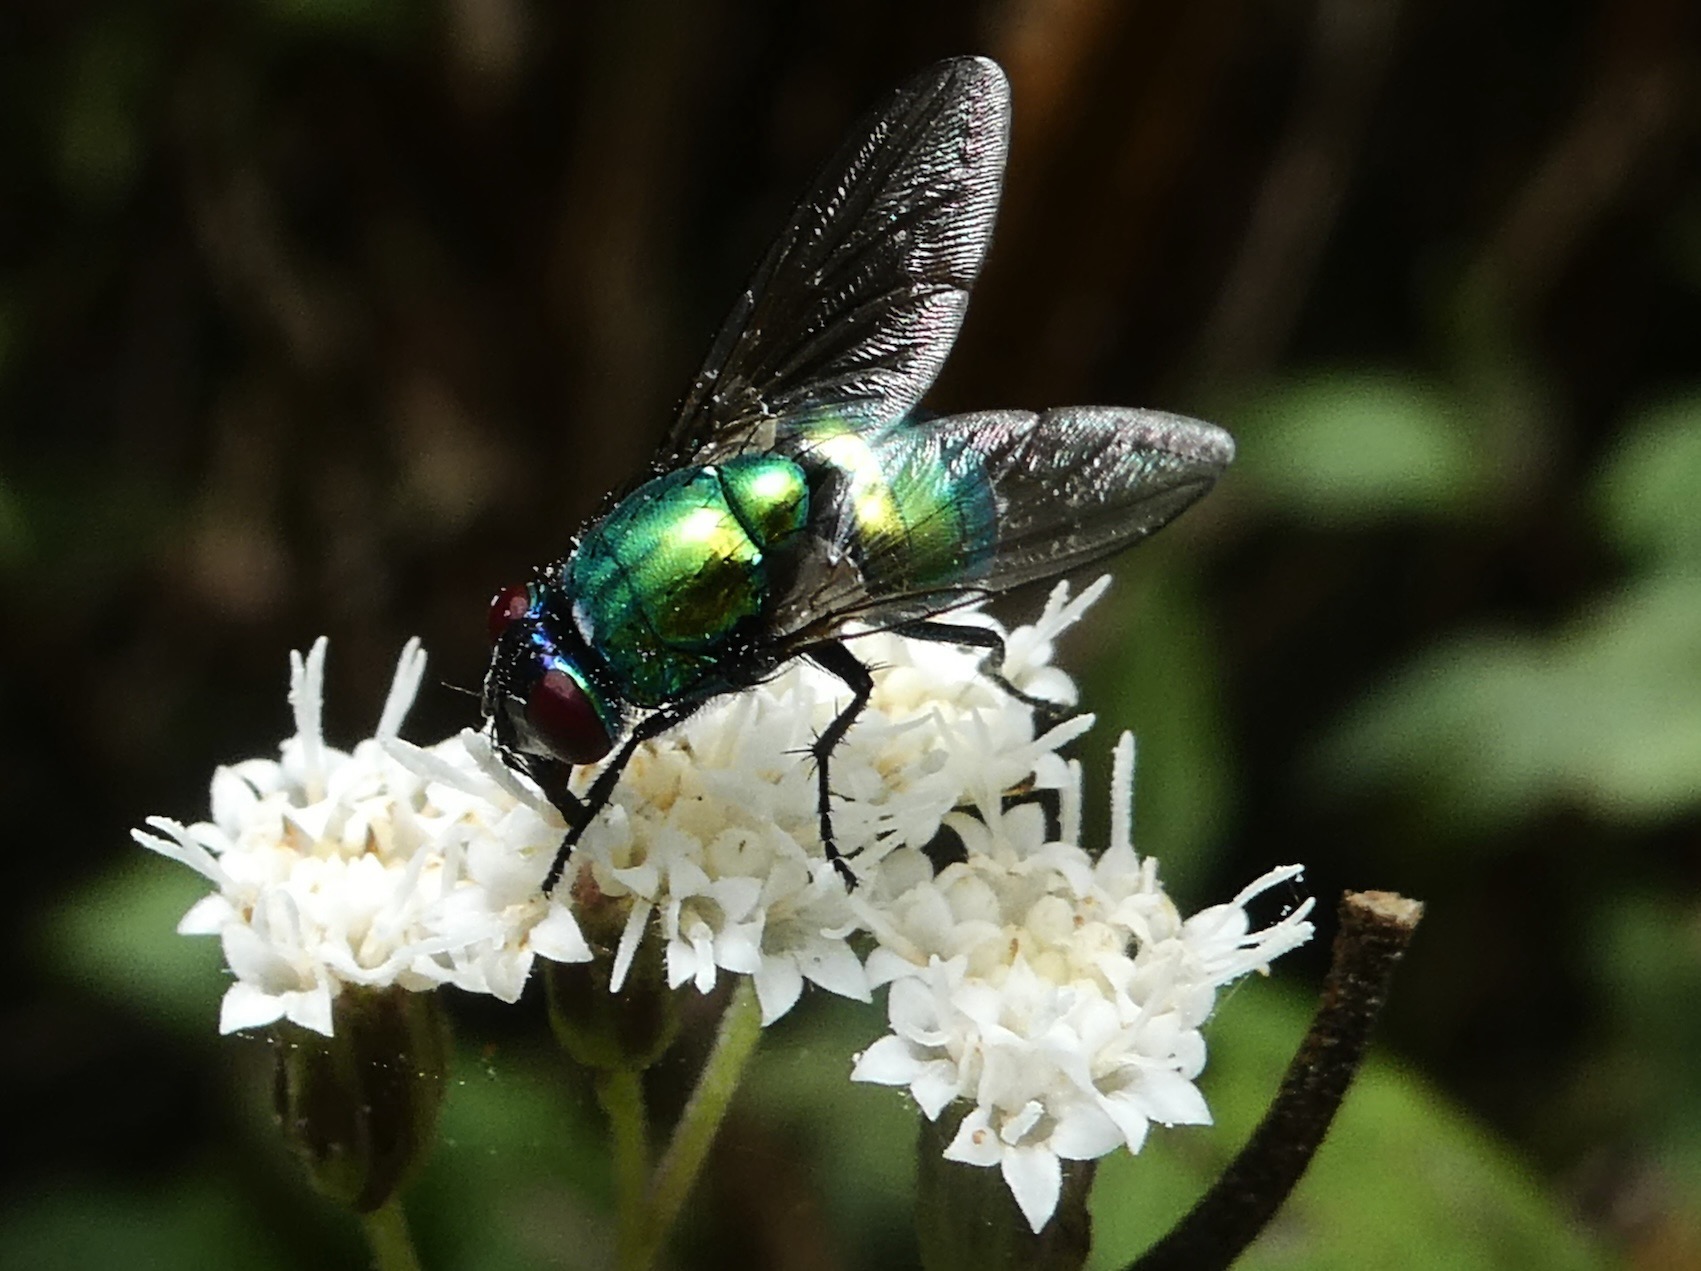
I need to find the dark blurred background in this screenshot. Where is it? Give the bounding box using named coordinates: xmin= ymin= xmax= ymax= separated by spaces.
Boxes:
xmin=4 ymin=1 xmax=1700 ymax=1268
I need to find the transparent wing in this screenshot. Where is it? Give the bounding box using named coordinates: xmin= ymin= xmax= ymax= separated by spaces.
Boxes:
xmin=773 ymin=407 xmax=1235 ymax=640
xmin=662 ymin=57 xmax=1010 ymax=467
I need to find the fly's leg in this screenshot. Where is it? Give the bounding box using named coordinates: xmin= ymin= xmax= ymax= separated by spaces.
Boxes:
xmin=805 ymin=642 xmax=875 ymax=889
xmin=541 ymin=698 xmax=703 ymax=896
xmin=893 ymin=620 xmax=1063 ymax=719
xmin=507 ymin=751 xmax=583 ymax=823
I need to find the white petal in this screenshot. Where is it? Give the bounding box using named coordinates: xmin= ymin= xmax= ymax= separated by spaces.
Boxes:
xmin=1048 ymin=1102 xmax=1123 ymax=1160
xmin=132 ymin=821 xmax=223 ymax=884
xmin=715 ymin=920 xmax=765 ymax=976
xmin=1099 ymin=1097 xmax=1151 ymax=1154
xmin=376 ymin=638 xmax=426 ymax=738
xmin=797 ymin=939 xmax=871 ymax=1002
xmin=942 ymin=1107 xmax=1002 ymax=1167
xmin=610 ymin=901 xmax=653 ymax=993
xmin=864 ymin=946 xmax=924 ymax=989
xmin=910 ymin=1063 xmax=965 ymax=1119
xmin=1001 ymin=1143 xmax=1063 ymax=1233
xmin=531 ymin=907 xmax=593 ymax=964
xmin=753 ymin=959 xmax=804 ymax=1025
xmin=177 ymin=893 xmax=233 ymax=936
xmin=218 ymin=982 xmax=287 ymax=1034
xmin=284 ymin=799 xmax=336 ymax=846
xmin=222 ymin=923 xmax=295 ymax=988
xmin=851 ymin=1035 xmax=924 ymax=1087
xmin=288 ymin=638 xmax=329 ymax=794
xmin=480 ymin=950 xmax=534 ymax=1003
xmin=1138 ymin=1070 xmax=1212 ymax=1126
xmin=287 ymin=986 xmax=337 ymax=1037
xmin=209 ymin=766 xmax=262 ymax=827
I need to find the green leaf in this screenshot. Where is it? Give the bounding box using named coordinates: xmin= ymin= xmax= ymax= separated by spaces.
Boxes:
xmin=1316 ymin=574 xmax=1701 ymax=833
xmin=1595 ymin=391 xmax=1701 ymax=566
xmin=1579 ymin=896 xmax=1701 ymax=1194
xmin=1233 ymin=373 xmax=1482 ymax=525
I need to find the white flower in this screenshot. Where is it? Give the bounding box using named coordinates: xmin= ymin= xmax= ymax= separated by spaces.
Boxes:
xmin=133 ymin=576 xmax=1316 ymax=1231
xmin=135 ymin=581 xmax=1317 ymax=1234
xmin=133 ymin=639 xmax=591 ymax=1036
xmin=136 ymin=582 xmax=1106 ymax=1035
xmin=851 ymin=733 xmax=1315 ymax=1232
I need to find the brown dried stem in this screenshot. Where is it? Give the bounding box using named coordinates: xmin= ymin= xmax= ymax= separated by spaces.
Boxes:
xmin=1129 ymin=890 xmax=1424 ymax=1271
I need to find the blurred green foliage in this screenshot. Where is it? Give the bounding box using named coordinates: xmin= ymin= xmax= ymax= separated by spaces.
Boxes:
xmin=1236 ymin=374 xmax=1486 ymax=526
xmin=1313 ymin=392 xmax=1701 ymax=830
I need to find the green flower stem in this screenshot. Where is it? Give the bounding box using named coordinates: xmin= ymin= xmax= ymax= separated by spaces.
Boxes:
xmin=360 ymin=1198 xmax=423 ymax=1271
xmin=626 ymin=978 xmax=764 ymax=1271
xmin=597 ymin=1068 xmax=651 ymax=1268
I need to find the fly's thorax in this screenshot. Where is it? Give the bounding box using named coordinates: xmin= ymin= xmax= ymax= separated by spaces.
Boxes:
xmin=718 ymin=453 xmax=809 ymax=549
xmin=564 ymin=461 xmax=809 ymax=706
xmin=795 ymin=417 xmax=998 ymax=590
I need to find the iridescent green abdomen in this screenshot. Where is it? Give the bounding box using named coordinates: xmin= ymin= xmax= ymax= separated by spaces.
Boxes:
xmin=799 ymin=418 xmax=999 ymax=590
xmin=567 ymin=456 xmax=809 ymax=705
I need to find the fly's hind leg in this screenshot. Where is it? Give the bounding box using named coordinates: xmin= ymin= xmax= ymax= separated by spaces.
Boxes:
xmin=893 ymin=620 xmax=1064 ymax=720
xmin=804 ymin=642 xmax=875 ymax=889
xmin=539 ymin=698 xmax=703 ymax=897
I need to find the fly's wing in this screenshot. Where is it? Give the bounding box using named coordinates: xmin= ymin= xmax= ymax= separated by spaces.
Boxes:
xmin=661 ymin=57 xmax=1010 ymax=468
xmin=773 ymin=407 xmax=1235 ymax=641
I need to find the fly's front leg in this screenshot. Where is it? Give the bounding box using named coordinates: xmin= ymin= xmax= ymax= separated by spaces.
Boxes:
xmin=507 ymin=750 xmax=583 ymax=824
xmin=805 ymin=642 xmax=875 ymax=889
xmin=540 ymin=698 xmax=703 ymax=896
xmin=893 ymin=620 xmax=1063 ymax=720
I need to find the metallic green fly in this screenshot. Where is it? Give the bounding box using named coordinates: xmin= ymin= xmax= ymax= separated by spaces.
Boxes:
xmin=483 ymin=57 xmax=1234 ymax=894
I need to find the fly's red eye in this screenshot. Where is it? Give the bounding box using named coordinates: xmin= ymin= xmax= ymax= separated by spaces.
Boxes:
xmin=488 ymin=582 xmax=533 ymax=643
xmin=526 ymin=669 xmax=613 ymax=765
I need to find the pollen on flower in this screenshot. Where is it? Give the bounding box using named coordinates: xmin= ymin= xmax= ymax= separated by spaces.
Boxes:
xmin=133 ymin=638 xmax=591 ymax=1037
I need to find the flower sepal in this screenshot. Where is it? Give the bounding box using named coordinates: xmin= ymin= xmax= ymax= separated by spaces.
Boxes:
xmin=272 ymin=985 xmax=450 ymax=1214
xmin=917 ymin=1109 xmax=1095 ymax=1271
xmin=546 ymin=885 xmax=679 ymax=1072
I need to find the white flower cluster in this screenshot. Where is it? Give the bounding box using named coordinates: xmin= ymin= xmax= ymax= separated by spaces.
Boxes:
xmin=135 ymin=578 xmax=1314 ymax=1229
xmin=133 ymin=639 xmax=590 ymax=1036
xmin=852 ymin=735 xmax=1314 ymax=1231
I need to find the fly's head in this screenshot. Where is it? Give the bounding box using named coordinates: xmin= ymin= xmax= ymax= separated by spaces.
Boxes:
xmin=483 ymin=580 xmax=620 ymax=769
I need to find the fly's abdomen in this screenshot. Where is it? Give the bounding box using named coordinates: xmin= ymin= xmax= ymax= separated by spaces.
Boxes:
xmin=567 ymin=460 xmax=808 ymax=705
xmin=799 ymin=419 xmax=999 ymax=592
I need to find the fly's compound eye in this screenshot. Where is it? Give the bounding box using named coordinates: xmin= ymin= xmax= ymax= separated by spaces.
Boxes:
xmin=526 ymin=668 xmax=613 ymax=765
xmin=488 ymin=582 xmax=533 ymax=643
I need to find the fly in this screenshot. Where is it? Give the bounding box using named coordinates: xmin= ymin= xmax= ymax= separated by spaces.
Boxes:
xmin=482 ymin=57 xmax=1234 ymax=894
